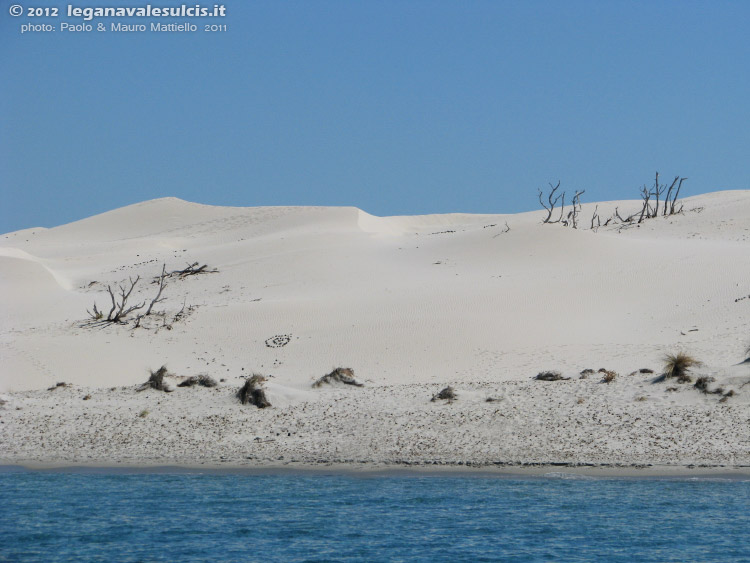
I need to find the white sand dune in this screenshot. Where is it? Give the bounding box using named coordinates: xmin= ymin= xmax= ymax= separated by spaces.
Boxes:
xmin=1 ymin=192 xmax=749 ymax=472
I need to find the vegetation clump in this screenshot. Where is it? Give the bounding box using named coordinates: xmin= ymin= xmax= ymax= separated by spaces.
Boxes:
xmin=600 ymin=370 xmax=618 ymax=384
xmin=138 ymin=365 xmax=173 ymax=392
xmin=431 ymin=386 xmax=457 ymax=402
xmin=662 ymin=352 xmax=701 ymax=383
xmin=694 ymin=376 xmax=715 ymax=393
xmin=694 ymin=376 xmax=734 ymax=401
xmin=312 ymin=368 xmax=363 ymax=388
xmin=178 ymin=374 xmax=218 ymax=388
xmin=238 ymin=374 xmax=271 ymax=408
xmin=534 ymin=371 xmax=569 ymax=381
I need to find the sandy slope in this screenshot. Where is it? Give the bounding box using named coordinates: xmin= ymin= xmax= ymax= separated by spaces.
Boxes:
xmin=1 ymin=192 xmax=749 ymax=471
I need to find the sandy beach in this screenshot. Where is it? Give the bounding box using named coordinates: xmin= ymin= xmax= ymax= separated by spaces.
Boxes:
xmin=1 ymin=192 xmax=749 ymax=473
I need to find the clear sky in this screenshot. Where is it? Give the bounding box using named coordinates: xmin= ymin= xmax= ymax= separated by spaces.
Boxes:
xmin=1 ymin=0 xmax=748 ymax=233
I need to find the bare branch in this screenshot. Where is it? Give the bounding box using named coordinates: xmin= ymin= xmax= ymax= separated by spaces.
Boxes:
xmin=669 ymin=177 xmax=687 ymax=215
xmin=663 ymin=176 xmax=679 ymax=216
xmin=538 ymin=182 xmax=564 ymax=223
xmin=638 ymin=185 xmax=652 ymax=224
xmin=169 ymin=262 xmax=215 ymax=278
xmin=145 ymin=264 xmax=168 ymax=316
xmin=569 ymin=190 xmax=584 ymax=229
xmin=652 ymin=171 xmax=664 ymax=217
xmin=590 ymin=204 xmax=600 ymax=231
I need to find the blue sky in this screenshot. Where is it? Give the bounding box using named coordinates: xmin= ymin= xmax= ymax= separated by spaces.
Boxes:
xmin=1 ymin=0 xmax=748 ymax=233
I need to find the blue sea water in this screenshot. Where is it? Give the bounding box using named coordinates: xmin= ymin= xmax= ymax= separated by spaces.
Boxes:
xmin=1 ymin=469 xmax=749 ymax=562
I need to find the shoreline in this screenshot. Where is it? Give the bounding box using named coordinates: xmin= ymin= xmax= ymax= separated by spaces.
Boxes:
xmin=2 ymin=378 xmax=748 ymax=478
xmin=3 ymin=460 xmax=750 ymax=480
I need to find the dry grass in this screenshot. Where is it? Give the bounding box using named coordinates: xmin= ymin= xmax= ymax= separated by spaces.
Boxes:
xmin=137 ymin=365 xmax=174 ymax=392
xmin=662 ymin=352 xmax=701 ymax=381
xmin=535 ymin=371 xmax=569 ymax=381
xmin=431 ymin=386 xmax=457 ymax=402
xmin=238 ymin=374 xmax=271 ymax=408
xmin=178 ymin=374 xmax=218 ymax=388
xmin=694 ymin=376 xmax=715 ymax=393
xmin=312 ymin=368 xmax=363 ymax=388
xmin=600 ymin=370 xmax=617 ymax=384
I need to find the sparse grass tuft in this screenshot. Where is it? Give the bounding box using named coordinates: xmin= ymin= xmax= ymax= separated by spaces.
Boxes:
xmin=694 ymin=376 xmax=715 ymax=393
xmin=238 ymin=374 xmax=271 ymax=408
xmin=600 ymin=370 xmax=617 ymax=384
xmin=178 ymin=374 xmax=218 ymax=388
xmin=138 ymin=365 xmax=174 ymax=392
xmin=535 ymin=371 xmax=569 ymax=381
xmin=662 ymin=352 xmax=701 ymax=381
xmin=312 ymin=368 xmax=363 ymax=388
xmin=138 ymin=409 xmax=149 ymax=418
xmin=431 ymin=386 xmax=457 ymax=402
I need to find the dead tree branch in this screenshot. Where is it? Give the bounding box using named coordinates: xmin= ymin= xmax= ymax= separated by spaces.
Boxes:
xmin=566 ymin=190 xmax=585 ymax=229
xmin=169 ymin=262 xmax=216 ymax=278
xmin=668 ymin=177 xmax=687 ymax=215
xmin=652 ymin=171 xmax=665 ymax=217
xmin=538 ymin=182 xmax=565 ymax=224
xmin=638 ymin=185 xmax=653 ymax=223
xmin=88 ymin=276 xmax=144 ymax=324
xmin=145 ymin=264 xmax=168 ymax=316
xmin=590 ymin=205 xmax=600 ymax=231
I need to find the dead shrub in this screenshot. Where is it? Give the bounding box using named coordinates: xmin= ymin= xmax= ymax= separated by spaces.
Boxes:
xmin=138 ymin=365 xmax=173 ymax=392
xmin=535 ymin=371 xmax=569 ymax=381
xmin=312 ymin=368 xmax=363 ymax=388
xmin=431 ymin=386 xmax=457 ymax=402
xmin=238 ymin=374 xmax=271 ymax=408
xmin=719 ymin=390 xmax=735 ymax=403
xmin=600 ymin=370 xmax=617 ymax=384
xmin=694 ymin=376 xmax=715 ymax=393
xmin=178 ymin=374 xmax=218 ymax=388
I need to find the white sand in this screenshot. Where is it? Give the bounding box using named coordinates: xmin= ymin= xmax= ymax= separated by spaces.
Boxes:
xmin=1 ymin=192 xmax=749 ymax=473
